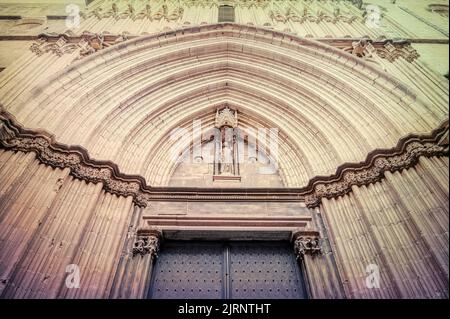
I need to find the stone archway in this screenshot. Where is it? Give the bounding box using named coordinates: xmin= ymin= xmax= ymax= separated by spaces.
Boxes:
xmin=2 ymin=23 xmax=445 ymax=188
xmin=0 ymin=23 xmax=448 ymax=299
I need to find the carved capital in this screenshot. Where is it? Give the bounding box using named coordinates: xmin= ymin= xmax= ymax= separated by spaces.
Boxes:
xmin=132 ymin=230 xmax=162 ymax=258
xmin=293 ymin=234 xmax=321 ymax=260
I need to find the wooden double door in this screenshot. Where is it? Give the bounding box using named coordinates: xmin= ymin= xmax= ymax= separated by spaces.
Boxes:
xmin=149 ymin=241 xmax=307 ymax=299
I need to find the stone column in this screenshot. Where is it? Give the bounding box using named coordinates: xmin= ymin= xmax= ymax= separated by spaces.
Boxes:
xmin=292 ymin=231 xmax=322 ymax=299
xmin=110 ymin=228 xmax=162 ymax=299
xmin=130 ymin=229 xmax=162 ymax=298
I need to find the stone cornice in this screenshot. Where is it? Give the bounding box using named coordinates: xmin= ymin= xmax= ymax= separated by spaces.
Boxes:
xmin=0 ymin=107 xmax=448 ymax=208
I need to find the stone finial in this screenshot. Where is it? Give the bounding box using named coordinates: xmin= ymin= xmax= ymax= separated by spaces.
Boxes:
xmin=215 ymin=106 xmax=238 ymax=128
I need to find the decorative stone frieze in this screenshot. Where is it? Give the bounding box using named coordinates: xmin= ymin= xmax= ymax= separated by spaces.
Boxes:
xmin=0 ymin=107 xmax=447 ymax=208
xmin=302 ymin=140 xmax=448 ymax=207
xmin=349 ymin=39 xmax=420 ymax=62
xmin=29 ymin=34 xmax=79 ymax=57
xmin=29 ymin=32 xmax=129 ymax=59
xmin=270 ymin=7 xmax=357 ymax=24
xmin=375 ymin=42 xmax=420 ymax=62
xmin=82 ymin=2 xmax=184 ymax=22
xmin=29 ymin=33 xmax=420 ymax=64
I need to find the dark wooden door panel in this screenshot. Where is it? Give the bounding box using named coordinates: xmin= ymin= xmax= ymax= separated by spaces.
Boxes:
xmin=148 ymin=241 xmax=306 ymax=299
xmin=229 ymin=242 xmax=307 ymax=299
xmin=149 ymin=242 xmax=225 ymax=299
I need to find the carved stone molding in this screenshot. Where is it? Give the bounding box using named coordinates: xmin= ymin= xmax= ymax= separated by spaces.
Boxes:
xmin=302 ymin=135 xmax=449 ymax=207
xmin=293 ymin=232 xmax=322 ymax=260
xmin=0 ymin=107 xmax=448 ymax=208
xmin=27 ymin=29 xmax=420 ymax=64
xmin=26 ymin=23 xmax=424 ymax=63
xmin=132 ymin=229 xmax=162 ymax=258
xmin=29 ymin=32 xmax=129 ymax=59
xmin=373 ymin=42 xmax=420 ymax=62
xmin=30 ymin=35 xmax=79 ymax=57
xmin=348 ymin=39 xmax=420 ymax=62
xmin=0 ymin=107 xmax=149 ymax=206
xmin=270 ymin=7 xmax=357 ymax=24
xmin=82 ymin=3 xmax=184 ymax=22
xmin=100 ymin=0 xmax=364 ymax=11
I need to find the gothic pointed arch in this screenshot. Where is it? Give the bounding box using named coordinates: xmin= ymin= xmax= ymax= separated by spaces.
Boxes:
xmin=2 ymin=23 xmax=446 ymax=187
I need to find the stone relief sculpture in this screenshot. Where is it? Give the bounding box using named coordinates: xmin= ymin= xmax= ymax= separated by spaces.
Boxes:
xmin=221 ymin=140 xmax=234 ymax=174
xmin=214 ymin=107 xmax=240 ymax=179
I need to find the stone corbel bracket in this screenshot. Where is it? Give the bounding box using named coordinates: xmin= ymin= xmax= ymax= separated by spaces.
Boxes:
xmin=0 ymin=107 xmax=448 ymax=209
xmin=132 ymin=229 xmax=162 ymax=258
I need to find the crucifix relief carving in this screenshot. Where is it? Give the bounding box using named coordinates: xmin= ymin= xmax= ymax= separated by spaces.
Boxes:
xmin=213 ymin=107 xmax=241 ymax=181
